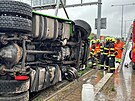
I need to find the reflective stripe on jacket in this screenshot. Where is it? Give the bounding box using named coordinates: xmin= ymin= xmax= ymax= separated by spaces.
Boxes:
xmin=103 ymin=42 xmax=110 ymax=55
xmin=109 ymin=43 xmax=115 ymax=56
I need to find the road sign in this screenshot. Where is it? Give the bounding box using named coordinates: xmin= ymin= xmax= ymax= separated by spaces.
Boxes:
xmin=95 ymin=18 xmax=107 ymax=29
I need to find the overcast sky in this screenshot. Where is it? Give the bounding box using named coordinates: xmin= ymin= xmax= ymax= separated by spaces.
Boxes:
xmin=38 ymin=0 xmax=135 ymax=37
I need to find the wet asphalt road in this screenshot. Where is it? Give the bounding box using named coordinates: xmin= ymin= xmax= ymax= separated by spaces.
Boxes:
xmin=96 ymin=42 xmax=135 ymax=101
xmin=114 ymin=42 xmax=135 ymax=101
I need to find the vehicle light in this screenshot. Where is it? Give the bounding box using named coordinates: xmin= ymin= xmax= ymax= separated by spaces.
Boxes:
xmin=15 ymin=76 xmax=28 ymax=81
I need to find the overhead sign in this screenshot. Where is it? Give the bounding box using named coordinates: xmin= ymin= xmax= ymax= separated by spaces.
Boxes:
xmin=95 ymin=18 xmax=107 ymax=29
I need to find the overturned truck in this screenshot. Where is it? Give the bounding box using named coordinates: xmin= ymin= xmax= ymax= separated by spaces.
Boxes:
xmin=0 ymin=0 xmax=91 ymax=101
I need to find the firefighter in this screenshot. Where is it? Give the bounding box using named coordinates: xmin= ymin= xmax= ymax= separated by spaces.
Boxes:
xmin=115 ymin=39 xmax=124 ymax=63
xmin=100 ymin=40 xmax=104 ymax=59
xmin=98 ymin=39 xmax=104 ymax=69
xmin=109 ymin=38 xmax=117 ymax=73
xmin=95 ymin=39 xmax=101 ymax=61
xmin=90 ymin=39 xmax=96 ymax=68
xmin=100 ymin=37 xmax=110 ymax=70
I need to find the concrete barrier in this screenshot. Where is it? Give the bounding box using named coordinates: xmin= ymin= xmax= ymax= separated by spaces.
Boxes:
xmin=94 ymin=73 xmax=113 ymax=96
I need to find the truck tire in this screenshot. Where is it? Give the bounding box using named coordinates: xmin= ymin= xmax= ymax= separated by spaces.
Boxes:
xmin=0 ymin=0 xmax=32 ymax=18
xmin=129 ymin=50 xmax=132 ymax=60
xmin=0 ymin=79 xmax=30 ymax=94
xmin=0 ymin=91 xmax=29 ymax=101
xmin=64 ymin=67 xmax=78 ymax=81
xmin=0 ymin=16 xmax=32 ymax=33
xmin=74 ymin=20 xmax=91 ymax=40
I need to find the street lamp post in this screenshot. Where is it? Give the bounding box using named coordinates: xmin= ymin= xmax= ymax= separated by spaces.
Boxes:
xmin=121 ymin=5 xmax=124 ymax=40
xmin=111 ymin=3 xmax=135 ymax=39
xmin=111 ymin=5 xmax=124 ymax=40
xmin=97 ymin=0 xmax=102 ymax=39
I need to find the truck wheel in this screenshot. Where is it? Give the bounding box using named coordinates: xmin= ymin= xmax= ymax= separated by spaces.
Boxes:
xmin=0 ymin=79 xmax=30 ymax=94
xmin=0 ymin=0 xmax=32 ymax=18
xmin=74 ymin=20 xmax=91 ymax=40
xmin=129 ymin=50 xmax=132 ymax=60
xmin=64 ymin=67 xmax=78 ymax=81
xmin=0 ymin=16 xmax=32 ymax=33
xmin=0 ymin=91 xmax=29 ymax=101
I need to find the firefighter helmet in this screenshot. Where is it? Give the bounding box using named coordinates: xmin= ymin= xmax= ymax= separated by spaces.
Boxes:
xmin=109 ymin=38 xmax=112 ymax=42
xmin=112 ymin=38 xmax=116 ymax=42
xmin=105 ymin=37 xmax=109 ymax=41
xmin=96 ymin=39 xmax=100 ymax=42
xmin=91 ymin=39 xmax=96 ymax=44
